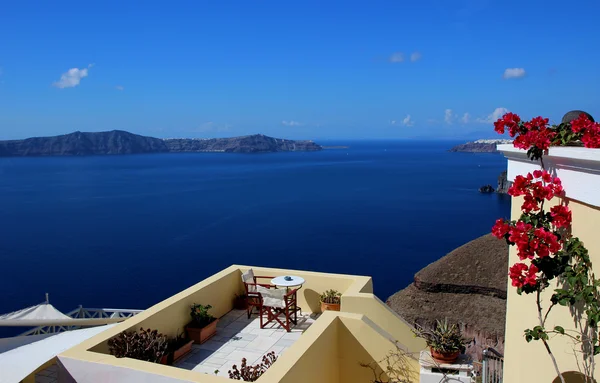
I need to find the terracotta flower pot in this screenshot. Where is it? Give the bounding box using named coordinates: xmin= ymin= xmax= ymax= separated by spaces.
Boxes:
xmin=160 ymin=340 xmax=194 ymax=365
xmin=430 ymin=347 xmax=460 ymax=364
xmin=186 ymin=319 xmax=219 ymax=344
xmin=320 ymin=301 xmax=341 ymax=312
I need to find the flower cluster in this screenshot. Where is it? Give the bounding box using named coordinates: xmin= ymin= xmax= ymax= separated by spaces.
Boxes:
xmin=492 ymin=169 xmax=572 ymax=289
xmin=493 ymin=218 xmax=562 ymax=262
xmin=508 ymin=170 xmax=563 ymax=213
xmin=509 ymin=263 xmax=539 ymax=288
xmin=570 ymin=114 xmax=600 ymax=148
xmin=494 ymin=114 xmax=555 ymax=151
xmin=495 ymin=112 xmax=600 ymax=151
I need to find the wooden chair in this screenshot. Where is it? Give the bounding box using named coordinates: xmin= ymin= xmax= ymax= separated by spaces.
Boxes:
xmin=241 ymin=269 xmax=275 ymax=319
xmin=256 ymin=285 xmax=298 ymax=332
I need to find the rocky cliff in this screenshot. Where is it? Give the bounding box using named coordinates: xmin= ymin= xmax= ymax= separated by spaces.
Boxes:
xmin=386 ymin=234 xmax=509 ymax=359
xmin=0 ymin=131 xmax=322 ymax=157
xmin=497 ymin=171 xmax=510 ymax=194
xmin=449 ymin=139 xmax=512 ymax=153
xmin=164 ymin=134 xmax=321 ymax=153
xmin=0 ymin=130 xmax=169 ymax=156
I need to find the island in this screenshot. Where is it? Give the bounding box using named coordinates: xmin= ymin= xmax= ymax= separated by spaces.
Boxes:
xmin=448 ymin=139 xmax=512 ymax=153
xmin=0 ymin=131 xmax=323 ymax=157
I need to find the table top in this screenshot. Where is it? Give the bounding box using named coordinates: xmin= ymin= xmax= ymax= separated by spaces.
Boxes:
xmin=271 ymin=275 xmax=305 ymax=287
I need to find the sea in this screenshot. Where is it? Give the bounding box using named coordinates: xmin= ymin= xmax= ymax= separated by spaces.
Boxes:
xmin=0 ymin=140 xmax=510 ymax=325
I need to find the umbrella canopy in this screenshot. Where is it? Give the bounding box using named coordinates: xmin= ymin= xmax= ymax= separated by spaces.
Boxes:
xmin=0 ymin=303 xmax=71 ymax=322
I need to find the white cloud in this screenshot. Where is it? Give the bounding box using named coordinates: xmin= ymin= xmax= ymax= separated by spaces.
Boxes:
xmin=503 ymin=68 xmax=526 ymax=79
xmin=281 ymin=120 xmax=303 ymax=126
xmin=477 ymin=107 xmax=510 ymax=123
xmin=410 ymin=52 xmax=422 ymax=62
xmin=461 ymin=112 xmax=471 ymax=124
xmin=389 ymin=52 xmax=405 ymax=63
xmin=390 ymin=120 xmax=397 ymax=125
xmin=402 ymin=114 xmax=414 ymax=126
xmin=444 ymin=109 xmax=455 ymax=124
xmin=115 ymin=85 xmax=124 ymax=91
xmin=53 ymin=64 xmax=93 ymax=88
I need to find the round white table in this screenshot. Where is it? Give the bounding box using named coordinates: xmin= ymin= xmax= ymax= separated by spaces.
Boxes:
xmin=271 ymin=275 xmax=305 ymax=288
xmin=271 ymin=276 xmax=304 ymax=324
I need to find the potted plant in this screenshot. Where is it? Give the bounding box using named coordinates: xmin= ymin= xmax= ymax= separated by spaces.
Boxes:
xmin=108 ymin=328 xmax=169 ymax=364
xmin=234 ymin=292 xmax=248 ymax=310
xmin=186 ymin=303 xmax=218 ymax=344
xmin=160 ymin=332 xmax=194 ymax=365
xmin=320 ymin=289 xmax=342 ymax=312
xmin=413 ymin=319 xmax=467 ymax=364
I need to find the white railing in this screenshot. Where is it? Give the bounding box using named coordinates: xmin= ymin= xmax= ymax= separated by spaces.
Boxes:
xmin=482 ymin=347 xmax=504 ymax=383
xmin=19 ymin=307 xmax=142 ymax=336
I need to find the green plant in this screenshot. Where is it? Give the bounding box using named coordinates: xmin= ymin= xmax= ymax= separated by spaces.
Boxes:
xmin=412 ymin=319 xmax=467 ymax=354
xmin=190 ymin=303 xmax=216 ymax=327
xmin=107 ymin=328 xmax=168 ymax=363
xmin=228 ymin=351 xmax=278 ymax=381
xmin=491 ymin=112 xmax=600 ymax=383
xmin=320 ymin=289 xmax=341 ymax=304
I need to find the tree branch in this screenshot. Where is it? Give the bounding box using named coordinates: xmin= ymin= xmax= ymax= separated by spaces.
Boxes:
xmin=537 ymin=288 xmax=566 ymax=383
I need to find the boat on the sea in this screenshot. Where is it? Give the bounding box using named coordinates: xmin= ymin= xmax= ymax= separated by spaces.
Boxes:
xmin=0 ymin=294 xmax=141 ymax=383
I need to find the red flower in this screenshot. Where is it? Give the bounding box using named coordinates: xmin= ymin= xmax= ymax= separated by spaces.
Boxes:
xmin=521 ymin=194 xmax=540 ymax=213
xmin=509 ymin=263 xmax=538 ymax=288
xmin=550 ymin=205 xmax=572 ymax=228
xmin=508 ymin=175 xmax=531 ymax=197
xmin=582 ymin=123 xmax=600 ymax=148
xmin=494 ymin=112 xmax=521 ymax=136
xmin=492 ymin=218 xmax=511 ymax=239
xmin=571 ymin=113 xmax=594 ymax=133
xmin=533 ymin=228 xmax=561 ymax=257
xmin=524 ymin=264 xmax=539 ymax=286
xmin=524 ymin=116 xmax=549 ymax=130
xmin=509 ymin=221 xmax=534 ymax=260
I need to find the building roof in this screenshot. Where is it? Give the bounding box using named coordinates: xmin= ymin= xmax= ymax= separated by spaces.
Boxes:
xmin=0 ymin=324 xmax=116 ymax=383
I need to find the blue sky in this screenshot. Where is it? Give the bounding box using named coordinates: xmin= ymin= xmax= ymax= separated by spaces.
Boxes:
xmin=0 ymin=0 xmax=599 ymax=140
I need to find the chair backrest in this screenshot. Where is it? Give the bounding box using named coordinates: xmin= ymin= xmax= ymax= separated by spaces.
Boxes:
xmin=242 ymin=269 xmax=256 ymax=293
xmin=257 ymin=286 xmax=286 ymax=308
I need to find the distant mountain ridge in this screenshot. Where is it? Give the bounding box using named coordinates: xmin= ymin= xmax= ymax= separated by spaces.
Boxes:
xmin=448 ymin=139 xmax=512 ymax=153
xmin=0 ymin=131 xmax=322 ymax=157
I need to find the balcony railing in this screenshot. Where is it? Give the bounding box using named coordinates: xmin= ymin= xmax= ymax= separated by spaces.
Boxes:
xmin=19 ymin=307 xmax=142 ymax=336
xmin=482 ymin=347 xmax=504 ymax=383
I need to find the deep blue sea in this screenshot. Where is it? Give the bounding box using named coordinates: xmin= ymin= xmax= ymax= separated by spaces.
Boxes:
xmin=0 ymin=140 xmax=510 ymax=322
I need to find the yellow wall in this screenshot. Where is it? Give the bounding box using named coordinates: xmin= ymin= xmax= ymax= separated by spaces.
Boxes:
xmin=274 ymin=313 xmax=340 ymax=383
xmin=503 ymin=198 xmax=600 ymax=383
xmin=61 ymin=266 xmax=425 ymax=383
xmin=343 ymin=293 xmax=426 ymax=353
xmin=21 ymin=358 xmax=57 ymax=383
xmin=90 ymin=266 xmax=242 ymax=354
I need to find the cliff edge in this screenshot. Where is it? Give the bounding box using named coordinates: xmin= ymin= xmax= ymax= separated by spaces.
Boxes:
xmin=387 ymin=234 xmax=509 ymax=357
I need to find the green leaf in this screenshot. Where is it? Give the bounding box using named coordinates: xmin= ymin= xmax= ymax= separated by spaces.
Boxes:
xmin=554 ymin=326 xmax=565 ymax=335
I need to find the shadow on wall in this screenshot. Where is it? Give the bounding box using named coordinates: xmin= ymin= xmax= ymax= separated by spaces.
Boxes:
xmin=552 ymin=372 xmax=596 ymax=383
xmin=302 ymin=289 xmax=322 ymax=313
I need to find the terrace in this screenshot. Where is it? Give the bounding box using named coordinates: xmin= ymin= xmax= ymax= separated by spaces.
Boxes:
xmin=58 ymin=265 xmax=426 ymax=382
xmin=173 ymin=309 xmax=318 ymax=376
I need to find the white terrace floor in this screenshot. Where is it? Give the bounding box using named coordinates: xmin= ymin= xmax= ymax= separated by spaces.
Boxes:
xmin=174 ymin=309 xmax=318 ymax=378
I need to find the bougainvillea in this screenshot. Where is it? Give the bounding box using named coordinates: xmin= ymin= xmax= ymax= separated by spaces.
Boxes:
xmin=492 ymin=112 xmax=600 ymax=383
xmin=494 ymin=112 xmax=600 ymax=161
